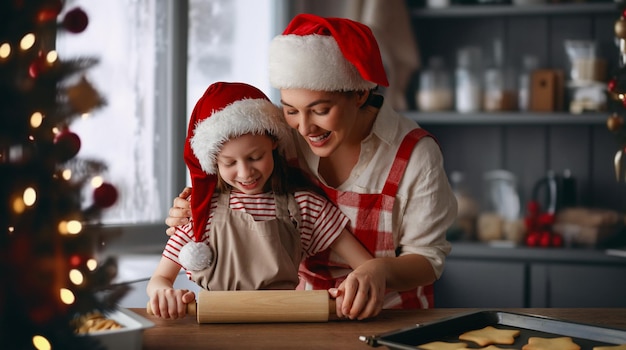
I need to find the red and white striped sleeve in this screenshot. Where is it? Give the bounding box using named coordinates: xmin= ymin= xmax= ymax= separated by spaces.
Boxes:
xmin=162 ymin=222 xmax=195 ymax=267
xmin=294 ymin=191 xmax=350 ymax=257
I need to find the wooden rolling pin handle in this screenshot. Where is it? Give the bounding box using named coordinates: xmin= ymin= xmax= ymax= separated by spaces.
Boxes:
xmin=146 ymin=300 xmax=197 ymax=316
xmin=146 ymin=291 xmax=336 ymax=323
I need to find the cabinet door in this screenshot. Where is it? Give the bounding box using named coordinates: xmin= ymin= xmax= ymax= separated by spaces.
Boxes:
xmin=434 ymin=260 xmax=526 ymax=308
xmin=534 ymin=264 xmax=626 ymax=307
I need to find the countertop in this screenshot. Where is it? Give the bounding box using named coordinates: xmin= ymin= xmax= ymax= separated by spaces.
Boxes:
xmin=447 ymin=241 xmax=626 ymax=265
xmin=131 ymin=308 xmax=626 ymax=349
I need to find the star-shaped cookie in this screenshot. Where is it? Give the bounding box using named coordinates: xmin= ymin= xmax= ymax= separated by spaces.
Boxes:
xmin=594 ymin=345 xmax=626 ymax=350
xmin=417 ymin=341 xmax=468 ymax=349
xmin=458 ymin=326 xmax=520 ymax=346
xmin=522 ymin=336 xmax=580 ymax=350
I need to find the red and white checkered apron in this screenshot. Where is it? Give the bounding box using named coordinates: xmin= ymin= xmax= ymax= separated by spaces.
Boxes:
xmin=299 ymin=128 xmax=434 ymax=309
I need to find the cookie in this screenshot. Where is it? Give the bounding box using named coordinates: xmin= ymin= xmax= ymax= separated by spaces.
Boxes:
xmin=594 ymin=345 xmax=626 ymax=350
xmin=417 ymin=341 xmax=468 ymax=349
xmin=458 ymin=326 xmax=520 ymax=346
xmin=522 ymin=336 xmax=580 ymax=350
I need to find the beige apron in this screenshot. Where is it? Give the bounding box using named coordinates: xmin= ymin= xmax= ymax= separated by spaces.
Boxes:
xmin=190 ymin=190 xmax=302 ymax=290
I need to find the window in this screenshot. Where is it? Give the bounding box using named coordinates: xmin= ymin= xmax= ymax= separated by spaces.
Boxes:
xmin=56 ymin=0 xmax=282 ymax=241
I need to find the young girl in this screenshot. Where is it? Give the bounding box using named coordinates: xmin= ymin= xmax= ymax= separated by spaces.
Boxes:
xmin=147 ymin=82 xmax=373 ymax=319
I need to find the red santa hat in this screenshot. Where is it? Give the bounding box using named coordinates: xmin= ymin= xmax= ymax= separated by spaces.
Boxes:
xmin=269 ymin=13 xmax=389 ymax=92
xmin=179 ymin=82 xmax=288 ymax=271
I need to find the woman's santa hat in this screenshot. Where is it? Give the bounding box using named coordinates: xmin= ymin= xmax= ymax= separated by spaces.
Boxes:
xmin=269 ymin=13 xmax=389 ymax=92
xmin=179 ymin=82 xmax=288 ymax=271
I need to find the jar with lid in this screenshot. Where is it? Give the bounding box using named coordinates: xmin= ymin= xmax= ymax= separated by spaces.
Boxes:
xmin=483 ymin=68 xmax=517 ymax=111
xmin=455 ymin=46 xmax=483 ymax=113
xmin=416 ymin=56 xmax=453 ymax=112
xmin=483 ymin=39 xmax=517 ymax=112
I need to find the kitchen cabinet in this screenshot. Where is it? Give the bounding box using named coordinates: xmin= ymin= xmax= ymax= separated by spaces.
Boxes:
xmin=530 ymin=263 xmax=626 ymax=307
xmin=434 ymin=259 xmax=526 ymax=307
xmin=406 ymin=3 xmax=626 ymax=213
xmin=434 ymin=242 xmax=626 ymax=307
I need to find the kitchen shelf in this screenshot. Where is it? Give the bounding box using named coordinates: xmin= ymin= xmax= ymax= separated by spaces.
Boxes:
xmin=405 ymin=111 xmax=609 ymax=125
xmin=412 ymin=2 xmax=617 ymax=18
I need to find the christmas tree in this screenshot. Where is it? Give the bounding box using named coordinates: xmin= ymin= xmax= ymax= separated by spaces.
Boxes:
xmin=1 ymin=1 xmax=127 ymax=348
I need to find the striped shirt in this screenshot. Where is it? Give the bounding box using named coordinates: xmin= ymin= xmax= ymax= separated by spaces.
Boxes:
xmin=163 ymin=190 xmax=350 ymax=270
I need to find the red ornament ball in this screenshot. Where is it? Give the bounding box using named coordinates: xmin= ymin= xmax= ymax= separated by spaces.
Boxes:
xmin=551 ymin=233 xmax=564 ymax=247
xmin=69 ymin=254 xmax=82 ymax=267
xmin=527 ymin=200 xmax=540 ymax=216
xmin=525 ymin=231 xmax=540 ymax=247
xmin=539 ymin=231 xmax=552 ymax=247
xmin=608 ymin=78 xmax=617 ymax=93
xmin=62 ymin=7 xmax=89 ymax=33
xmin=53 ymin=129 xmax=81 ymax=161
xmin=28 ymin=53 xmax=51 ymax=79
xmin=93 ymin=183 xmax=118 ymax=208
xmin=37 ymin=0 xmax=64 ymax=23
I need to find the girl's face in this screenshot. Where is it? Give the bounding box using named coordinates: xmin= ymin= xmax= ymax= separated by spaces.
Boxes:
xmin=216 ymin=133 xmax=277 ymax=195
xmin=279 ymin=89 xmax=365 ymax=158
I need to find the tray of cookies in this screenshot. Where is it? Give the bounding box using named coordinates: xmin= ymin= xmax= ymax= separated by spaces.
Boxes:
xmin=360 ymin=310 xmax=626 ymax=350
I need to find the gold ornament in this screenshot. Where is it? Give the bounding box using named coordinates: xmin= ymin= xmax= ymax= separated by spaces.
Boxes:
xmin=65 ymin=76 xmax=104 ymax=114
xmin=616 ymin=18 xmax=626 ymax=40
xmin=607 ymin=113 xmax=625 ymax=132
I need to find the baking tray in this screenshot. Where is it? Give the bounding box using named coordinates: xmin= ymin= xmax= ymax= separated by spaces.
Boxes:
xmin=81 ymin=307 xmax=154 ymax=350
xmin=360 ymin=310 xmax=626 ymax=350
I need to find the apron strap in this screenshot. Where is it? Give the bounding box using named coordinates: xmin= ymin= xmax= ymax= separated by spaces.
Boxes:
xmin=381 ymin=128 xmax=434 ymax=197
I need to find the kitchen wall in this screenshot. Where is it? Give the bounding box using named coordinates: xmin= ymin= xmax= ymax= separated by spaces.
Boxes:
xmin=291 ymin=1 xmax=626 ymax=214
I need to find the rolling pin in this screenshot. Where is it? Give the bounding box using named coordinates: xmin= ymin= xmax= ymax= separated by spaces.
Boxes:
xmin=147 ymin=290 xmax=336 ymax=323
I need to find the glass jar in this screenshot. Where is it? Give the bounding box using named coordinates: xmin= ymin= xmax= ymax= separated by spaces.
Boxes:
xmin=455 ymin=47 xmax=483 ymax=113
xmin=416 ymin=56 xmax=453 ymax=112
xmin=483 ymin=66 xmax=517 ymax=112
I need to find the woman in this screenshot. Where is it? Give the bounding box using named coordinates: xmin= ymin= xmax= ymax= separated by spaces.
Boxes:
xmin=165 ymin=14 xmax=457 ymax=320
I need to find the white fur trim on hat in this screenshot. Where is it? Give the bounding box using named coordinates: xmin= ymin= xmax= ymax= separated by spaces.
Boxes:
xmin=190 ymin=98 xmax=289 ymax=174
xmin=269 ymin=34 xmax=377 ymax=92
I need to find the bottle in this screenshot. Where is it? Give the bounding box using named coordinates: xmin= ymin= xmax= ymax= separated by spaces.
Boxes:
xmin=455 ymin=47 xmax=483 ymax=113
xmin=518 ymin=55 xmax=539 ymax=111
xmin=561 ymin=169 xmax=577 ymax=208
xmin=416 ymin=56 xmax=453 ymax=112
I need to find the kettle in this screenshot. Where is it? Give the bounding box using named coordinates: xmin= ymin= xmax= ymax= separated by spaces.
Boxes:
xmin=532 ymin=170 xmax=577 ymax=214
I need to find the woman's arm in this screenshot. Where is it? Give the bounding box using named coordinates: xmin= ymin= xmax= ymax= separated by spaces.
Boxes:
xmin=146 ymin=257 xmax=195 ymax=319
xmin=165 ymin=187 xmax=192 ymax=236
xmin=329 ymin=229 xmax=372 ymax=269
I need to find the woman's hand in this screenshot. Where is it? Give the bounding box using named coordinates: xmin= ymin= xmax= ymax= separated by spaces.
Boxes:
xmin=329 ymin=259 xmax=386 ymax=320
xmin=165 ymin=187 xmax=192 ymax=236
xmin=148 ymin=288 xmax=196 ymax=319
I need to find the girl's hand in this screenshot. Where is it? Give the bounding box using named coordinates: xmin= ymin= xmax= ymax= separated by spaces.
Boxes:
xmin=148 ymin=288 xmax=195 ymax=319
xmin=329 ymin=259 xmax=386 ymax=320
xmin=165 ymin=187 xmax=192 ymax=236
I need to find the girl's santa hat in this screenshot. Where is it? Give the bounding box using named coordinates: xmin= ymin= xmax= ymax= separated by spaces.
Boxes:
xmin=269 ymin=13 xmax=389 ymax=92
xmin=179 ymin=82 xmax=288 ymax=271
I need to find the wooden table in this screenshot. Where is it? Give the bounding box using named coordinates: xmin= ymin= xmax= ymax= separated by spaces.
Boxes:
xmin=131 ymin=308 xmax=626 ymax=349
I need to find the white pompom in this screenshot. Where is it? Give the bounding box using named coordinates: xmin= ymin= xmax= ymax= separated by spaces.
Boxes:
xmin=179 ymin=242 xmax=213 ymax=271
